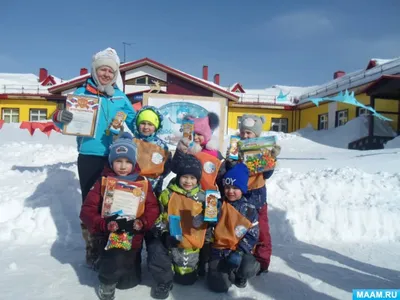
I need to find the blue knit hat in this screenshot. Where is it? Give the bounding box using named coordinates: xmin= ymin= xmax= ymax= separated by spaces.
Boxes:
xmin=222 ymin=163 xmax=249 ymax=194
xmin=108 ymin=132 xmax=137 ymax=166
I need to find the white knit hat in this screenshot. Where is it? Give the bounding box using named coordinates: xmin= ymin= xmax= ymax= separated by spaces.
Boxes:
xmin=91 ymin=47 xmax=122 ymax=96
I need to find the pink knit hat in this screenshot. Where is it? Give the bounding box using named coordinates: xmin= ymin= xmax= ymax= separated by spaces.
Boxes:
xmin=189 ymin=112 xmax=219 ymax=145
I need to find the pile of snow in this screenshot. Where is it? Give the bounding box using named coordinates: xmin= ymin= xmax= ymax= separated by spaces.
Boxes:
xmin=0 ymin=122 xmax=400 ymax=299
xmin=293 ymin=116 xmax=397 ymax=149
xmin=385 ymin=135 xmax=400 ymax=149
xmin=0 ymin=123 xmax=78 ymax=244
xmin=269 ymin=167 xmax=400 ymax=243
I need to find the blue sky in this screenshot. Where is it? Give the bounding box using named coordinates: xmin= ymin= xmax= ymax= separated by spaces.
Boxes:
xmin=1 ymin=0 xmax=399 ymax=88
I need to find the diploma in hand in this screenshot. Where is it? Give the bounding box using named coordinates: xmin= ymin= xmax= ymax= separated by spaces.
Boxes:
xmin=62 ymin=94 xmax=100 ymax=137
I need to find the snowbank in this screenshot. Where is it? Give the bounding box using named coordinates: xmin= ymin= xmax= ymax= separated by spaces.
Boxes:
xmin=385 ymin=135 xmax=400 ymax=149
xmin=268 ymin=167 xmax=400 ymax=243
xmin=293 ymin=116 xmax=397 ymax=149
xmin=0 ymin=124 xmax=399 ymax=246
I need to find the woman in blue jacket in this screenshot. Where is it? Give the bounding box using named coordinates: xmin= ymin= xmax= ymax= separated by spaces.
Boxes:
xmin=52 ymin=47 xmax=136 ymax=268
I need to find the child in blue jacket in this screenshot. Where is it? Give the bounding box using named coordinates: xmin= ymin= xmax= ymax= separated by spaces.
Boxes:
xmin=208 ymin=163 xmax=260 ymax=293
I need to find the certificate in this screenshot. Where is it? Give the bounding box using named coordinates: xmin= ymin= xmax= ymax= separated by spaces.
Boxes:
xmin=62 ymin=94 xmax=99 ymax=137
xmin=101 ymin=177 xmax=146 ymax=218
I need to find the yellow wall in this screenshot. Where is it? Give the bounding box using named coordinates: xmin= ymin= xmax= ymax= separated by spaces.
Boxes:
xmin=0 ymin=98 xmax=58 ymax=122
xmin=299 ymin=103 xmax=329 ymax=129
xmin=228 ymin=106 xmax=294 ymax=132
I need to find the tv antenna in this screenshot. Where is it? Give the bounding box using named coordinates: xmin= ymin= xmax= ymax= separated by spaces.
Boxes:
xmin=122 ymin=42 xmax=134 ymax=63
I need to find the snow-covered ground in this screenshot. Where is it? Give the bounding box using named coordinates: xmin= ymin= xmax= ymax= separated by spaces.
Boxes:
xmin=0 ymin=121 xmax=399 ymax=300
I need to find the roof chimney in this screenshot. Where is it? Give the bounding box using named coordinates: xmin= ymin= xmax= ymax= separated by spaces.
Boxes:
xmin=80 ymin=68 xmax=88 ymax=75
xmin=39 ymin=68 xmax=48 ymax=82
xmin=202 ymin=65 xmax=208 ymax=80
xmin=334 ymin=70 xmax=346 ymax=79
xmin=213 ymin=73 xmax=220 ymax=85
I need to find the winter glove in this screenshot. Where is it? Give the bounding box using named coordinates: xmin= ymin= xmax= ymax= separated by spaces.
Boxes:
xmin=192 ymin=214 xmax=204 ymax=228
xmin=226 ymin=251 xmax=243 ymax=270
xmin=177 ymin=138 xmax=190 ymax=153
xmin=105 ymin=215 xmax=126 ymax=233
xmin=53 ymin=109 xmax=73 ymax=124
xmin=225 ymin=157 xmax=239 ymax=170
xmin=162 ymin=232 xmax=180 ymax=249
xmin=225 ymin=146 xmax=240 ymax=170
xmin=271 ymin=144 xmax=281 ymax=159
xmin=125 ymin=219 xmax=144 ymax=234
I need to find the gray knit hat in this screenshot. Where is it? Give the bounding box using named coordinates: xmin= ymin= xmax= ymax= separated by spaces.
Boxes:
xmin=239 ymin=114 xmax=266 ymax=137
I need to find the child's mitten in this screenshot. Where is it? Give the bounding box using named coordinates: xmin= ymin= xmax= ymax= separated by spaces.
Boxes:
xmin=226 ymin=251 xmax=243 ymax=270
xmin=192 ymin=214 xmax=204 ymax=228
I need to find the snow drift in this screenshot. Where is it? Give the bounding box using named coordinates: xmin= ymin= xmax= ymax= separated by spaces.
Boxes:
xmin=1 ymin=123 xmax=399 ymax=246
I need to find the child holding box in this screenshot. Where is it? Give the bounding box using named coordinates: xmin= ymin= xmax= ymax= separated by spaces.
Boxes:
xmin=151 ymin=154 xmax=208 ymax=299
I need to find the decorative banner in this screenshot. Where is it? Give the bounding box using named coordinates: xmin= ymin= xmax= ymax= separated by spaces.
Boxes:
xmin=276 ymin=90 xmax=290 ymax=102
xmin=306 ymin=90 xmax=392 ymax=121
xmin=20 ymin=121 xmax=61 ymax=137
xmin=0 ymin=120 xmax=4 ymax=130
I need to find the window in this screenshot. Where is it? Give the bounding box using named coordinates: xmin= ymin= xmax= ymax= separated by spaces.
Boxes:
xmin=135 ymin=77 xmax=146 ymax=84
xmin=57 ymin=102 xmax=65 ymax=110
xmin=335 ymin=109 xmax=348 ymax=127
xmin=356 ymin=107 xmax=369 ymax=117
xmin=318 ymin=113 xmax=328 ymax=130
xmin=133 ymin=76 xmax=167 ymax=86
xmin=271 ymin=118 xmax=288 ymax=133
xmin=2 ymin=108 xmax=19 ymax=123
xmin=29 ymin=109 xmax=47 ymax=121
xmin=237 ymin=116 xmax=242 ymax=129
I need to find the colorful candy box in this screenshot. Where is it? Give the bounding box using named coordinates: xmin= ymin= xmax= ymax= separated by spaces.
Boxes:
xmin=238 ymin=136 xmax=277 ymax=175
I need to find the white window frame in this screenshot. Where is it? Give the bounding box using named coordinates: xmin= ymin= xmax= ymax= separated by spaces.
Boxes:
xmin=357 ymin=107 xmax=369 ymax=117
xmin=237 ymin=116 xmax=242 ymax=129
xmin=318 ymin=114 xmax=328 ymax=130
xmin=2 ymin=108 xmax=20 ymax=123
xmin=271 ymin=118 xmax=288 ymax=133
xmin=337 ymin=110 xmax=348 ymax=126
xmin=29 ymin=109 xmax=47 ymax=121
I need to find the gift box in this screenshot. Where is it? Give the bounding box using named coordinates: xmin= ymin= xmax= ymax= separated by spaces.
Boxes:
xmin=204 ymin=190 xmax=219 ymax=222
xmin=228 ymin=135 xmax=241 ymax=160
xmin=238 ymin=136 xmax=277 ymax=175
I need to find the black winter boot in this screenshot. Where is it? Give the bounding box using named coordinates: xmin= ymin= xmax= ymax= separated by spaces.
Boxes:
xmin=234 ymin=276 xmax=247 ymax=288
xmin=151 ymin=282 xmax=173 ymax=299
xmin=97 ymin=282 xmax=116 ymax=300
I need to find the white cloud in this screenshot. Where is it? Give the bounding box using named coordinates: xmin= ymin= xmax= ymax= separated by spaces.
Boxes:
xmin=265 ymin=10 xmax=334 ymax=39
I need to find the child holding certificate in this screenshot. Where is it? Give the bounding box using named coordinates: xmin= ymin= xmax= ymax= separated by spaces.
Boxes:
xmin=80 ymin=133 xmax=159 ymax=300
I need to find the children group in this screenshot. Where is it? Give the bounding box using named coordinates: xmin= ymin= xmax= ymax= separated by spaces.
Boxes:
xmin=52 ymin=48 xmax=281 ymax=300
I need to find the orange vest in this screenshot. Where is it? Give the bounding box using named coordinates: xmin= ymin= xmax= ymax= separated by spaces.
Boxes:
xmin=194 ymin=152 xmax=222 ymax=191
xmin=134 ymin=138 xmax=168 ymax=178
xmin=100 ymin=177 xmax=147 ymax=218
xmin=213 ymin=201 xmax=252 ymax=251
xmin=247 ymin=173 xmax=265 ymax=191
xmin=167 ymin=192 xmax=208 ymax=249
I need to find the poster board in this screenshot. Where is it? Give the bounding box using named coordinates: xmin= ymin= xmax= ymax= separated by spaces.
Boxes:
xmin=143 ymin=93 xmax=227 ymax=153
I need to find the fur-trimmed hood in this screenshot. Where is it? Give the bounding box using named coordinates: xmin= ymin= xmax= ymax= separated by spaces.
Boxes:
xmin=188 ymin=136 xmax=219 ymax=158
